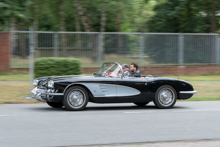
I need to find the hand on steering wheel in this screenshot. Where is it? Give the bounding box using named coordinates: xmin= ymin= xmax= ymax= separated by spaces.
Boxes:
xmin=102 ymin=71 xmax=108 ymax=77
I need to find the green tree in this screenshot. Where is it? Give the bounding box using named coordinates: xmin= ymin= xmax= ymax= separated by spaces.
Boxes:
xmin=147 ymin=0 xmax=220 ymax=33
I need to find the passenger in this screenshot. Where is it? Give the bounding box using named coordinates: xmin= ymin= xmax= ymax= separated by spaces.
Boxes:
xmin=129 ymin=62 xmax=141 ymax=77
xmin=122 ymin=64 xmax=130 ymax=76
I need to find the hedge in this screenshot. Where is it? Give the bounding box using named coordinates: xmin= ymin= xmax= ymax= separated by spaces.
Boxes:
xmin=34 ymin=58 xmax=81 ymax=78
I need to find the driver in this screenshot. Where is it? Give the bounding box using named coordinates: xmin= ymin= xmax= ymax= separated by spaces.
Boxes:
xmin=122 ymin=64 xmax=130 ymax=76
xmin=129 ymin=62 xmax=141 ymax=77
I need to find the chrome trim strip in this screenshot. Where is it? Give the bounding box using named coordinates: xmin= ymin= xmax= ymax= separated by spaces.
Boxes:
xmin=179 ymin=91 xmax=197 ymax=94
xmin=47 ymin=93 xmax=63 ymax=96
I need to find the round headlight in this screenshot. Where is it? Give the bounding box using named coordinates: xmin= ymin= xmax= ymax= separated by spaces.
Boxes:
xmin=48 ymin=80 xmax=54 ymax=88
xmin=33 ymin=79 xmax=39 ymax=86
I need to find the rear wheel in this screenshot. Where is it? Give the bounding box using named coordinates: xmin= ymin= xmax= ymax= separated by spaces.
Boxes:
xmin=63 ymin=86 xmax=88 ymax=111
xmin=134 ymin=102 xmax=149 ymax=106
xmin=153 ymin=85 xmax=177 ymax=109
xmin=46 ymin=101 xmax=63 ymax=108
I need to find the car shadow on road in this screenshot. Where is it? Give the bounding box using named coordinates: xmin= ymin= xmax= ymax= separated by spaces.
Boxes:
xmin=26 ymin=104 xmax=188 ymax=112
xmin=25 ymin=106 xmax=66 ymax=112
xmin=84 ymin=105 xmax=187 ymax=111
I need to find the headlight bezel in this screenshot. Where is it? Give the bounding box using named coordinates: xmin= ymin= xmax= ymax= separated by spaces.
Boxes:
xmin=33 ymin=79 xmax=39 ymax=86
xmin=48 ymin=80 xmax=54 ymax=88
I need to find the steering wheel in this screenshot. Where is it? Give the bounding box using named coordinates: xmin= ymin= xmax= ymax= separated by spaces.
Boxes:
xmin=102 ymin=71 xmax=108 ymax=77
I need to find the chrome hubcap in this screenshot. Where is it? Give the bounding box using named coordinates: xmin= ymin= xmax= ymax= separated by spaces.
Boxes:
xmin=159 ymin=89 xmax=173 ymax=105
xmin=68 ymin=90 xmax=84 ymax=107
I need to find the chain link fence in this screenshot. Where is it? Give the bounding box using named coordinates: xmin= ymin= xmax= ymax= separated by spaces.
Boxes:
xmin=10 ymin=31 xmax=220 ymax=67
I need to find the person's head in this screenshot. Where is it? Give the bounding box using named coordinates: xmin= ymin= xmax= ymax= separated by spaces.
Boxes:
xmin=122 ymin=64 xmax=129 ymax=72
xmin=130 ymin=62 xmax=138 ymax=72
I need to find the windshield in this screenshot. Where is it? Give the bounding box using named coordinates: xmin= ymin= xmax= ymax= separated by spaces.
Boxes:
xmin=94 ymin=63 xmax=123 ymax=77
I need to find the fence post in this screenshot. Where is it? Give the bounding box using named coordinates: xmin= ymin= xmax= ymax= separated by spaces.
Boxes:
xmin=216 ymin=35 xmax=220 ymax=66
xmin=54 ymin=33 xmax=59 ymax=57
xmin=97 ymin=33 xmax=103 ymax=65
xmin=178 ymin=34 xmax=184 ymax=65
xmin=139 ymin=34 xmax=144 ymax=66
xmin=29 ymin=25 xmax=34 ymax=94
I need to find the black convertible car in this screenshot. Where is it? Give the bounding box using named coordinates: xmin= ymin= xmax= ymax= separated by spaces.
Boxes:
xmin=26 ymin=62 xmax=197 ymax=110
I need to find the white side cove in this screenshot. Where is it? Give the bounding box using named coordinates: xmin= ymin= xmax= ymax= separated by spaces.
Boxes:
xmin=79 ymin=83 xmax=140 ymax=97
xmin=116 ymin=85 xmax=141 ymax=97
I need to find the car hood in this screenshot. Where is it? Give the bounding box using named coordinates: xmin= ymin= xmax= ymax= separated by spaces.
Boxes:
xmin=36 ymin=75 xmax=95 ymax=82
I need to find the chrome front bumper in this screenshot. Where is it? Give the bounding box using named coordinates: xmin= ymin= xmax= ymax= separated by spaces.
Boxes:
xmin=25 ymin=88 xmax=63 ymax=102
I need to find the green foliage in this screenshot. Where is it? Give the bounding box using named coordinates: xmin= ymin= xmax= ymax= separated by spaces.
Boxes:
xmin=0 ymin=0 xmax=156 ymax=32
xmin=144 ymin=0 xmax=220 ymax=64
xmin=0 ymin=0 xmax=30 ymax=25
xmin=34 ymin=58 xmax=81 ymax=78
xmin=1 ymin=0 xmax=220 ymax=33
xmin=147 ymin=0 xmax=220 ymax=33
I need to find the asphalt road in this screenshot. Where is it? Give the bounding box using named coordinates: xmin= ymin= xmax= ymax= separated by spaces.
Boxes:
xmin=1 ymin=101 xmax=220 ymax=147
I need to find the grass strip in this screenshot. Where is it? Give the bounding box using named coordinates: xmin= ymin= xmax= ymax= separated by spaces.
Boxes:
xmin=0 ymin=82 xmax=41 ymax=104
xmin=0 ymin=74 xmax=29 ymax=81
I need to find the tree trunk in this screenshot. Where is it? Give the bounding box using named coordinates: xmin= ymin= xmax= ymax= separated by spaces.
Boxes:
xmin=210 ymin=0 xmax=216 ymax=63
xmin=116 ymin=0 xmax=122 ymax=55
xmin=74 ymin=0 xmax=95 ymax=62
xmin=10 ymin=16 xmax=16 ymax=32
xmin=116 ymin=0 xmax=121 ymax=32
xmin=75 ymin=13 xmax=80 ymax=32
xmin=100 ymin=1 xmax=107 ymax=33
xmin=205 ymin=1 xmax=212 ymax=33
xmin=19 ymin=22 xmax=26 ymax=58
xmin=10 ymin=16 xmax=16 ymax=60
xmin=74 ymin=0 xmax=93 ymax=32
xmin=59 ymin=3 xmax=65 ymax=32
xmin=99 ymin=0 xmax=107 ymax=63
xmin=33 ymin=13 xmax=38 ymax=57
xmin=59 ymin=1 xmax=67 ymax=57
xmin=211 ymin=0 xmax=217 ymax=33
xmin=75 ymin=12 xmax=81 ymax=47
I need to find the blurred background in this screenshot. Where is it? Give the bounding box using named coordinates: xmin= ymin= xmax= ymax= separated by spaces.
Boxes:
xmin=0 ymin=0 xmax=220 ymax=104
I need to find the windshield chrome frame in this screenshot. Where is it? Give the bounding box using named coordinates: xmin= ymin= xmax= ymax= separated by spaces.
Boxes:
xmin=95 ymin=62 xmax=125 ymax=78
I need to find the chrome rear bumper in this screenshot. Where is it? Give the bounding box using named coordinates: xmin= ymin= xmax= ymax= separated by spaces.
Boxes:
xmin=179 ymin=91 xmax=197 ymax=94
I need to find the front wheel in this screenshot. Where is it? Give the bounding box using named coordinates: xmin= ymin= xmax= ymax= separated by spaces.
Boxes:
xmin=134 ymin=102 xmax=149 ymax=106
xmin=63 ymin=86 xmax=88 ymax=111
xmin=153 ymin=85 xmax=177 ymax=109
xmin=46 ymin=101 xmax=63 ymax=108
